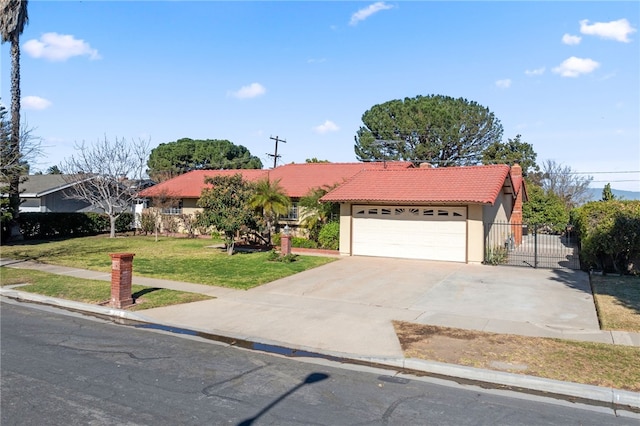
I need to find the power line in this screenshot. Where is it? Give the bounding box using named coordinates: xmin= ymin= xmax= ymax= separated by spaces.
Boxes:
xmin=590 ymin=179 xmax=640 ymax=183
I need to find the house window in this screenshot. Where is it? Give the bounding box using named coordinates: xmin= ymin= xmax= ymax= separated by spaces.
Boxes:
xmin=423 ymin=209 xmax=434 ymax=216
xmin=381 ymin=208 xmax=391 ymax=215
xmin=368 ymin=208 xmax=378 ymax=215
xmin=162 ymin=201 xmax=183 ymax=215
xmin=438 ymin=209 xmax=448 ymax=216
xmin=284 ymin=202 xmax=298 ymax=220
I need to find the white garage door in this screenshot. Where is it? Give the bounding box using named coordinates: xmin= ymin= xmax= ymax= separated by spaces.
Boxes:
xmin=352 ymin=205 xmax=467 ymax=262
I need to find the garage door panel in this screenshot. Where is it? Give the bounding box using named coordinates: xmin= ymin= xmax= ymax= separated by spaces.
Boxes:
xmin=352 ymin=205 xmax=466 ymax=262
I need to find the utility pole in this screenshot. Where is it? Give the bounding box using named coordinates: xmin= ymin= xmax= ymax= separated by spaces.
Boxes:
xmin=267 ymin=135 xmax=286 ymax=169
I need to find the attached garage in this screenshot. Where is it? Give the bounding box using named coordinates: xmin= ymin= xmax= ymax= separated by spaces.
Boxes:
xmin=351 ymin=205 xmax=467 ymax=262
xmin=321 ymin=165 xmax=527 ymax=264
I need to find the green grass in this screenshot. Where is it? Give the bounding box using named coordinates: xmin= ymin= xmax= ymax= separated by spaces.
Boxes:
xmin=0 ymin=235 xmax=337 ymax=289
xmin=591 ymin=274 xmax=640 ymax=332
xmin=0 ymin=267 xmax=212 ymax=311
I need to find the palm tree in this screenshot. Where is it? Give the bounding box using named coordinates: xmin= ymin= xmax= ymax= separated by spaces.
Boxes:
xmin=248 ymin=178 xmax=291 ymax=245
xmin=1 ymin=0 xmax=29 ymax=240
xmin=299 ymin=185 xmax=339 ymax=243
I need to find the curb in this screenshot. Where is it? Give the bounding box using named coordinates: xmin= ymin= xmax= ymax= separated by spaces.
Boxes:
xmin=0 ymin=287 xmax=153 ymax=323
xmin=2 ymin=288 xmax=639 ymax=414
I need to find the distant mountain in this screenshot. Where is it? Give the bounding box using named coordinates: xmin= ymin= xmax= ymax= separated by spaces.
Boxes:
xmin=587 ymin=188 xmax=640 ymax=201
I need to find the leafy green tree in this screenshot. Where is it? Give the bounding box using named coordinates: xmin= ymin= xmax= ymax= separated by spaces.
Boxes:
xmin=299 ymin=185 xmax=339 ymax=242
xmin=601 ymin=183 xmax=616 ymax=201
xmin=481 ymin=134 xmax=539 ymax=177
xmin=47 ymin=165 xmax=62 ymax=174
xmin=305 ymin=158 xmax=330 ymax=163
xmin=1 ymin=0 xmax=29 ymax=240
xmin=197 ymin=174 xmax=256 ymax=255
xmin=354 ymin=94 xmax=503 ymax=166
xmin=522 ymin=183 xmax=569 ymax=232
xmin=147 ymin=138 xmax=263 ymax=182
xmin=248 ymin=178 xmax=290 ymax=245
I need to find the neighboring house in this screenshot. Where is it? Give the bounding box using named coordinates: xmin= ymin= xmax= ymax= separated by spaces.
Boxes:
xmin=137 ymin=162 xmax=526 ymax=264
xmin=8 ymin=175 xmax=99 ymax=213
xmin=321 ymin=163 xmax=526 ymax=263
xmin=2 ymin=175 xmax=154 ymax=214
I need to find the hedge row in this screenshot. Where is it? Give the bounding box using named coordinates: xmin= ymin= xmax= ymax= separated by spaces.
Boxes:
xmin=571 ymin=200 xmax=640 ymax=274
xmin=16 ymin=212 xmax=134 ymax=240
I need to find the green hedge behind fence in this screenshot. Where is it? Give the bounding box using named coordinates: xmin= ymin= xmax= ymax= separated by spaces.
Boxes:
xmin=571 ymin=200 xmax=640 ymax=274
xmin=16 ymin=212 xmax=134 ymax=240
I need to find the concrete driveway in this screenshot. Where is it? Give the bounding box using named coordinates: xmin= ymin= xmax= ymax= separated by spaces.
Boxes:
xmin=252 ymin=256 xmax=600 ymax=333
xmin=142 ymin=256 xmax=602 ymax=358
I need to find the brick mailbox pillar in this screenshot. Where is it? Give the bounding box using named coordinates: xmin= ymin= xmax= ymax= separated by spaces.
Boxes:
xmin=280 ymin=226 xmax=292 ymax=256
xmin=110 ymin=253 xmax=135 ymax=309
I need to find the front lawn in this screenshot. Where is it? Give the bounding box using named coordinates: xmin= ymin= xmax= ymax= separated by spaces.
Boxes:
xmin=0 ymin=267 xmax=212 ymax=311
xmin=591 ymin=274 xmax=640 ymax=332
xmin=0 ymin=235 xmax=337 ymax=290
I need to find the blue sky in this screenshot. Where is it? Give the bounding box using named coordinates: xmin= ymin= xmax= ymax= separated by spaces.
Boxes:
xmin=2 ymin=1 xmax=639 ymax=191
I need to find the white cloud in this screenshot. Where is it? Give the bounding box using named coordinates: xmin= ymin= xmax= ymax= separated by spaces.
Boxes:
xmin=312 ymin=120 xmax=340 ymax=134
xmin=525 ymin=67 xmax=545 ymax=76
xmin=23 ymin=32 xmax=100 ymax=61
xmin=552 ymin=56 xmax=600 ymax=77
xmin=349 ymin=2 xmax=394 ymax=26
xmin=22 ymin=95 xmax=52 ymax=110
xmin=307 ymin=58 xmax=327 ymax=64
xmin=495 ymin=79 xmax=511 ymax=89
xmin=562 ymin=33 xmax=582 ymax=45
xmin=579 ymin=18 xmax=637 ymax=43
xmin=228 ymin=83 xmax=266 ymax=99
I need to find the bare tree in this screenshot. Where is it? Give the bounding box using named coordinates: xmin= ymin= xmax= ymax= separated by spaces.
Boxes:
xmin=61 ymin=136 xmax=150 ymax=238
xmin=540 ymin=159 xmax=593 ymax=210
xmin=1 ymin=102 xmax=43 ymax=241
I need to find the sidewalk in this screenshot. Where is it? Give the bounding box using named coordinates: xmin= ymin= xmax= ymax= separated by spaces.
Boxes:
xmin=1 ymin=257 xmax=639 ymax=413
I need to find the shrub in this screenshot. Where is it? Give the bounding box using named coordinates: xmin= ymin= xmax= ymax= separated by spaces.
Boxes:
xmin=17 ymin=212 xmax=109 ymax=239
xmin=292 ymin=237 xmax=318 ymax=249
xmin=86 ymin=213 xmax=109 ymax=233
xmin=485 ymin=246 xmax=508 ymax=265
xmin=318 ymin=221 xmax=339 ymax=250
xmin=266 ymin=249 xmax=298 ymax=263
xmin=139 ymin=211 xmax=156 ymax=235
xmin=161 ymin=215 xmax=179 ymax=235
xmin=115 ymin=213 xmax=134 ymax=233
xmin=572 ymin=200 xmax=640 ymax=274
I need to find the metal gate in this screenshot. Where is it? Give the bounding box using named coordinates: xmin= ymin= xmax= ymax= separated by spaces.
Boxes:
xmin=484 ymin=222 xmax=580 ymax=269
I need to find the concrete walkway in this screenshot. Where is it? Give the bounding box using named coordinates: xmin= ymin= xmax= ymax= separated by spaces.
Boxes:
xmin=2 ymin=256 xmax=639 ymax=412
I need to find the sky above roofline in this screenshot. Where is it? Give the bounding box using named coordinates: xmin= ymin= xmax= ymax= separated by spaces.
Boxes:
xmin=2 ymin=1 xmax=638 ymax=192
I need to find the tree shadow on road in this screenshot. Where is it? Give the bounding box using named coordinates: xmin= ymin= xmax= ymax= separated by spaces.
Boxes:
xmin=237 ymin=372 xmax=329 ymax=425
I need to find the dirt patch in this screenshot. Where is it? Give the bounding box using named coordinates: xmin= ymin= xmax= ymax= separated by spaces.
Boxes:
xmin=393 ymin=321 xmax=640 ymax=391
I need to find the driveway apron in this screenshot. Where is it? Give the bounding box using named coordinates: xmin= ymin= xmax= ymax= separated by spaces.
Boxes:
xmin=141 ymin=256 xmax=602 ymax=358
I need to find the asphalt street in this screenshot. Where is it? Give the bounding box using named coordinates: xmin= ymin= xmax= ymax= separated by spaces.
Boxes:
xmin=1 ymin=300 xmax=636 ymax=426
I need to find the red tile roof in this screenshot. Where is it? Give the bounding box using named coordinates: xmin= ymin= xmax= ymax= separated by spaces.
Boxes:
xmin=138 ymin=169 xmax=268 ymax=198
xmin=138 ymin=162 xmax=413 ymax=199
xmin=268 ymin=161 xmax=412 ymax=198
xmin=320 ymin=165 xmax=513 ymax=205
